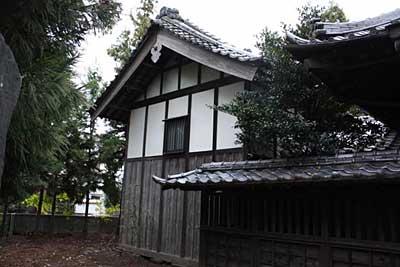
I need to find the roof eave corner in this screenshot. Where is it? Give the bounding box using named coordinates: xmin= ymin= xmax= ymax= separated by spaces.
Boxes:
xmin=90 ymin=26 xmax=160 ymax=122
xmin=152 ymin=175 xmax=167 ymax=185
xmin=286 ymin=32 xmax=311 ymax=46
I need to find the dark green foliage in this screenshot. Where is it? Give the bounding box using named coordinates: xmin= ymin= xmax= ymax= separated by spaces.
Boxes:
xmin=219 ymin=3 xmax=385 ymax=159
xmin=98 ymin=120 xmax=125 ymax=207
xmin=107 ymin=0 xmax=156 ymax=69
xmin=62 ymin=70 xmax=125 ymax=208
xmin=287 ymin=2 xmax=347 ymax=39
xmin=99 ymin=0 xmax=158 ymax=206
xmin=0 ymin=0 xmax=121 ymax=204
xmin=61 ymin=70 xmax=103 ymax=205
xmin=0 ymin=0 xmax=121 ymax=66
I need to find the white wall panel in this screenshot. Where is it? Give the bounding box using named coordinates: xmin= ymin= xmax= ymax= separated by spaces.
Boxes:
xmin=181 ymin=62 xmax=198 ymax=89
xmin=163 ymin=68 xmax=179 ymax=94
xmin=145 ymin=102 xmax=166 ymax=157
xmin=217 ymin=82 xmax=244 ymax=150
xmin=147 ymin=74 xmax=161 ymax=98
xmin=127 ymin=107 xmax=146 ymax=158
xmin=168 ymin=96 xmax=188 ymax=118
xmin=190 ymin=89 xmax=214 ymax=152
xmin=201 ymin=65 xmax=220 ymax=83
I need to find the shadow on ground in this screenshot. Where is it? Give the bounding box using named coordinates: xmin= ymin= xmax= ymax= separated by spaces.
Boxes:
xmin=0 ymin=234 xmax=170 ymax=267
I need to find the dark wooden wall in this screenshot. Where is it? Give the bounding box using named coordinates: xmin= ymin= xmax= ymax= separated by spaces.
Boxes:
xmin=120 ymin=149 xmax=243 ymax=266
xmin=200 ymin=184 xmax=400 ymax=267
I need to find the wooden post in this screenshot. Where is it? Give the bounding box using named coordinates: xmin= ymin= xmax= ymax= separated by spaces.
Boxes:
xmin=50 ymin=182 xmax=57 ymax=234
xmin=83 ymin=120 xmax=95 ymax=237
xmin=83 ymin=190 xmax=90 ymax=236
xmin=319 ymin=197 xmax=330 ymax=267
xmin=8 ymin=213 xmax=14 ymax=237
xmin=1 ymin=194 xmax=9 ymax=237
xmin=198 ymin=190 xmax=208 ymax=267
xmin=35 ymin=188 xmax=44 ymax=233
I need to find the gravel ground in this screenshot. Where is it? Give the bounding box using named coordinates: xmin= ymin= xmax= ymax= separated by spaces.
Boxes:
xmin=0 ymin=234 xmax=167 ymax=267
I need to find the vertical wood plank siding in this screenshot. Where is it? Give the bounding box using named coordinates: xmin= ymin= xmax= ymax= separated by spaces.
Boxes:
xmin=121 ymin=150 xmax=243 ymax=265
xmin=200 ymin=185 xmax=400 ymax=267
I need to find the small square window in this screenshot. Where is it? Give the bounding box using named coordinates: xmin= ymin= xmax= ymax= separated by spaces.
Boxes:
xmin=164 ymin=116 xmax=187 ymax=154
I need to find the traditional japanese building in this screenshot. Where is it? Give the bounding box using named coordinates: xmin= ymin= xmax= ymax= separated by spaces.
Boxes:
xmin=287 ymin=8 xmax=400 ymax=128
xmin=92 ymin=7 xmax=260 ymax=266
xmin=153 ymin=9 xmax=400 ymax=267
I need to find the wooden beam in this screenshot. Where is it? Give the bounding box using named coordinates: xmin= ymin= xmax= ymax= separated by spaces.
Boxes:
xmin=119 ymin=244 xmax=199 ymax=267
xmin=142 ymin=62 xmax=163 ymax=70
xmin=305 ymin=51 xmax=399 ymax=72
xmin=92 ymin=33 xmax=157 ymax=120
xmin=108 ymin=105 xmax=130 ymax=112
xmin=157 ymin=30 xmax=258 ymax=81
xmin=129 ymin=76 xmax=241 ymax=110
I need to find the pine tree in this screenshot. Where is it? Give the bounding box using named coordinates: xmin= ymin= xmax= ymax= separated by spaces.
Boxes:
xmin=219 ymin=3 xmax=385 ymax=159
xmin=107 ymin=0 xmax=156 ymax=69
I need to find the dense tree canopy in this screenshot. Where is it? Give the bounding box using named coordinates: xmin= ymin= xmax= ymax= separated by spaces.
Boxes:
xmin=0 ymin=0 xmax=121 ymax=202
xmin=220 ymin=3 xmax=385 ymax=159
xmin=107 ymin=0 xmax=156 ymax=69
xmin=98 ymin=0 xmax=157 ymax=206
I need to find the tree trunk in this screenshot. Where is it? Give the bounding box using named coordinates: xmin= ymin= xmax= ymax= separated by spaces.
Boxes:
xmin=50 ymin=186 xmax=57 ymax=234
xmin=82 ymin=190 xmax=90 ymax=237
xmin=83 ymin=121 xmax=95 ymax=237
xmin=1 ymin=194 xmax=9 ymax=237
xmin=0 ymin=33 xmax=22 ymax=185
xmin=35 ymin=188 xmax=44 ymax=233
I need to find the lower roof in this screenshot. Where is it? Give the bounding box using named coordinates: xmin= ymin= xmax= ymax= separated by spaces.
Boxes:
xmin=153 ymin=150 xmax=400 ymax=190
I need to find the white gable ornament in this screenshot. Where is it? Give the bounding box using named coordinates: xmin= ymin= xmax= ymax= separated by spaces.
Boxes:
xmin=151 ymin=42 xmax=163 ymax=63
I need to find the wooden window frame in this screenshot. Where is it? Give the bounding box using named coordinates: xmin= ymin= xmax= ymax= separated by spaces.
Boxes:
xmin=163 ymin=115 xmax=189 ymax=155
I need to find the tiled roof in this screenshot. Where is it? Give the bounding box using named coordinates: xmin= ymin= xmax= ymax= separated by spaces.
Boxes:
xmin=91 ymin=7 xmax=260 ymax=120
xmin=153 ymin=150 xmax=400 ymax=189
xmin=287 ymin=8 xmax=400 ymax=45
xmin=154 ymin=7 xmax=260 ymax=62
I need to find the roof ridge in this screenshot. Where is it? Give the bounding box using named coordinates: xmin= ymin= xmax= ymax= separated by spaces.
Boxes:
xmin=160 ymin=16 xmax=257 ymax=58
xmin=154 ymin=7 xmax=260 ymax=61
xmin=161 ymin=16 xmax=222 ymax=46
xmin=316 ymin=8 xmax=400 ymax=35
xmin=287 ymin=8 xmax=400 ymax=46
xmin=200 ymin=150 xmax=400 ymax=171
xmin=156 ymin=7 xmax=183 ymax=21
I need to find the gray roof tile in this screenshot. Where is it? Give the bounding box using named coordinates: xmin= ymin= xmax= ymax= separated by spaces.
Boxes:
xmin=154 ymin=7 xmax=260 ymax=62
xmin=287 ymin=9 xmax=400 ymax=46
xmin=153 ymin=150 xmax=400 ymax=189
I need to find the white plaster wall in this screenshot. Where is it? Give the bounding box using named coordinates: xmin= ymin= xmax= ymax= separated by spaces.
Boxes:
xmin=168 ymin=96 xmax=188 ymax=118
xmin=145 ymin=102 xmax=166 ymax=157
xmin=217 ymin=82 xmax=244 ymax=150
xmin=181 ymin=62 xmax=198 ymax=89
xmin=201 ymin=65 xmax=220 ymax=83
xmin=127 ymin=107 xmax=146 ymax=158
xmin=163 ymin=68 xmax=179 ymax=94
xmin=190 ymin=89 xmax=214 ymax=152
xmin=147 ymin=74 xmax=161 ymax=98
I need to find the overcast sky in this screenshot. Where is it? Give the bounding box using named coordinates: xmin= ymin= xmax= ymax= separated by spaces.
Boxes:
xmin=75 ymin=0 xmax=400 ymax=84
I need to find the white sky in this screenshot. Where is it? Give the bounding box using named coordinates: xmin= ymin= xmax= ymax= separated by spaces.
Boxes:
xmin=75 ymin=0 xmax=400 ymax=84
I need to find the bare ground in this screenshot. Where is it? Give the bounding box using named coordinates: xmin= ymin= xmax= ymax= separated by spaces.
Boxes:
xmin=0 ymin=234 xmax=168 ymax=267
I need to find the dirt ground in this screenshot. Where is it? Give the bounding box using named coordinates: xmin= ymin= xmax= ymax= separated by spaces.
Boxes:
xmin=0 ymin=234 xmax=168 ymax=267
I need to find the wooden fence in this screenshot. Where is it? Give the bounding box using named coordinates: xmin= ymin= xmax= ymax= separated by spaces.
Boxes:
xmin=1 ymin=213 xmax=118 ymax=235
